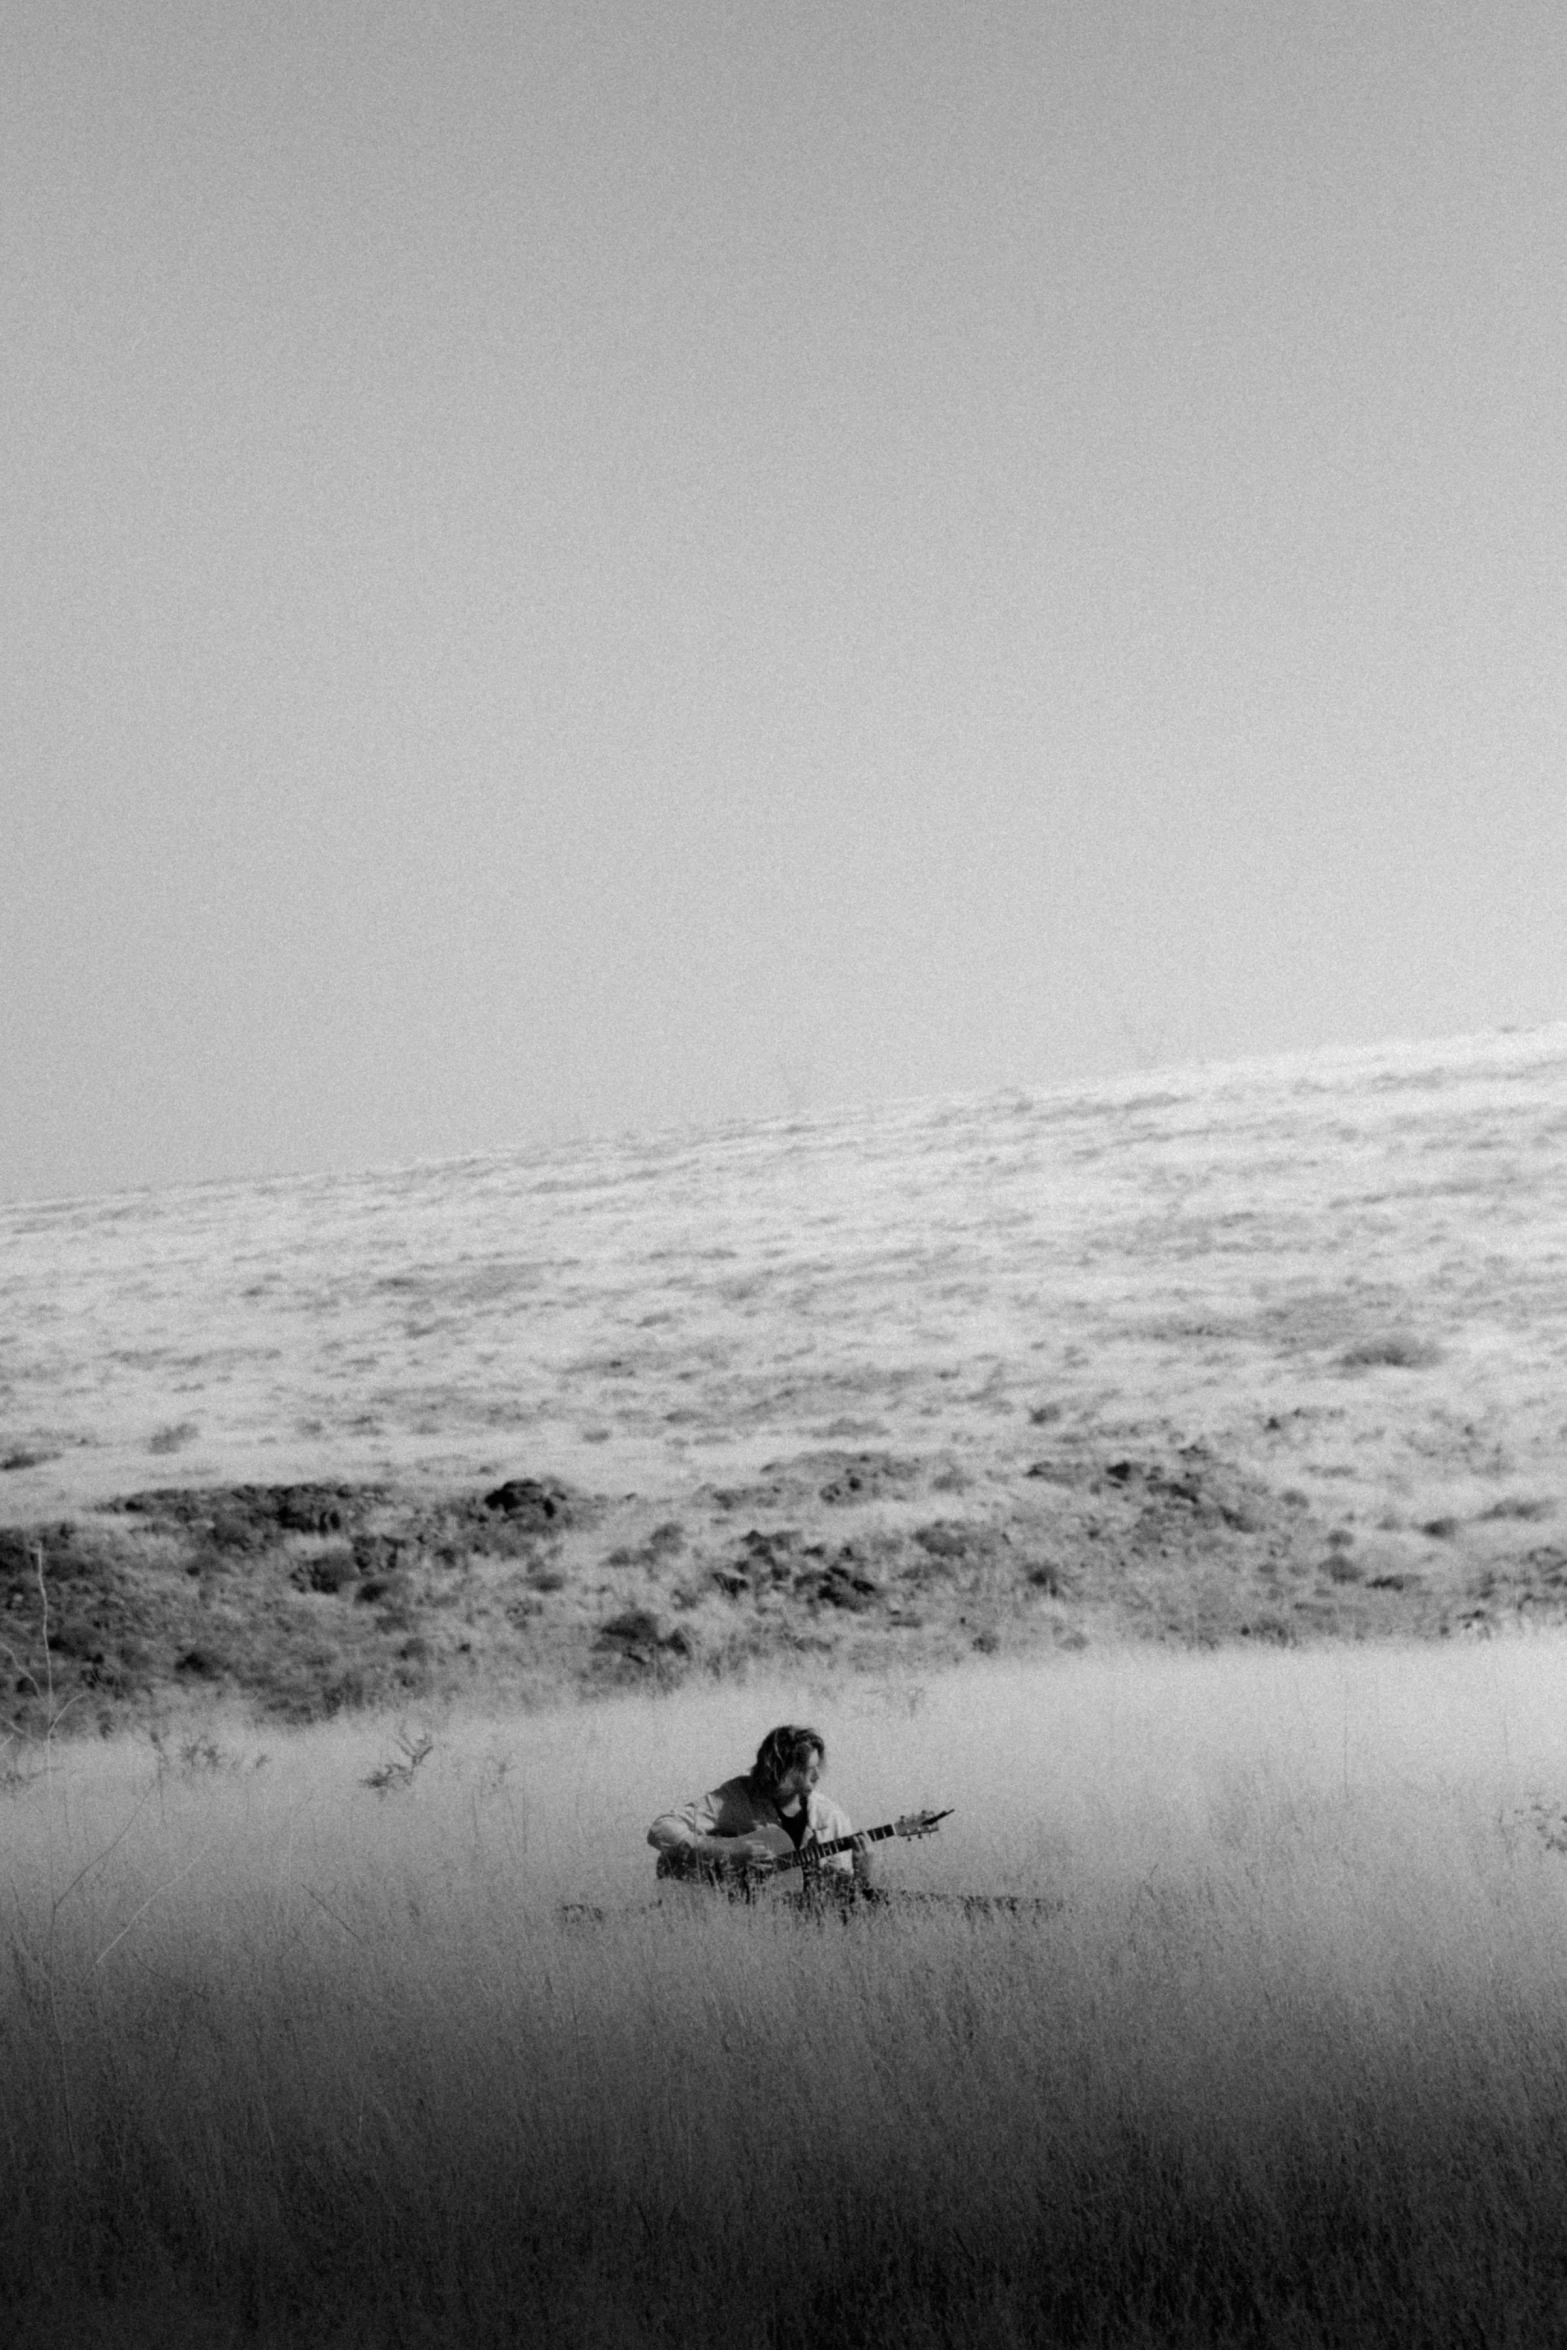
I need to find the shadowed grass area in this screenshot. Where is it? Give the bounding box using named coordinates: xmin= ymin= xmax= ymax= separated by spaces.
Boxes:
xmin=7 ymin=1650 xmax=1567 ymax=2345
xmin=9 ymin=1851 xmax=1567 ymax=2346
xmin=12 ymin=1900 xmax=1567 ymax=2347
xmin=3 ymin=1436 xmax=1557 ymax=1738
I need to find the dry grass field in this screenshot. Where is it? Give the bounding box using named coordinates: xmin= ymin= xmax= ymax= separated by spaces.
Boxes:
xmin=4 ymin=1023 xmax=1567 ymax=1727
xmin=6 ymin=1023 xmax=1567 ymax=2345
xmin=9 ymin=1642 xmax=1567 ymax=2347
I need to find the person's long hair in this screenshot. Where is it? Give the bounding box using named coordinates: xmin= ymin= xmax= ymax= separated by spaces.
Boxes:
xmin=751 ymin=1724 xmax=825 ymax=1794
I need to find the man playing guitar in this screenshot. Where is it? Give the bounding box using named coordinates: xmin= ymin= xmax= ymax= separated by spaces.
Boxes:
xmin=647 ymin=1723 xmax=873 ymax=1898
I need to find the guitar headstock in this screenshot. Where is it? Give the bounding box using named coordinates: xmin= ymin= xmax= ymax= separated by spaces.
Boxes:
xmin=892 ymin=1808 xmax=953 ymax=1841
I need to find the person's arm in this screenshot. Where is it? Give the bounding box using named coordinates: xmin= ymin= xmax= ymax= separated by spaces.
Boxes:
xmin=648 ymin=1788 xmax=777 ymax=1876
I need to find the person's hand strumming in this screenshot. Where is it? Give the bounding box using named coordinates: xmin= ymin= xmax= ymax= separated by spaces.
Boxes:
xmin=719 ymin=1833 xmax=780 ymax=1876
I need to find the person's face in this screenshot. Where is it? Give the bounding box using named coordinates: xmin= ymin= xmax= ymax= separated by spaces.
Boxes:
xmin=773 ymin=1749 xmax=822 ymax=1811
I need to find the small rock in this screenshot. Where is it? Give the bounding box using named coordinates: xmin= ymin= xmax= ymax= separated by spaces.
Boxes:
xmin=482 ymin=1479 xmax=569 ymax=1527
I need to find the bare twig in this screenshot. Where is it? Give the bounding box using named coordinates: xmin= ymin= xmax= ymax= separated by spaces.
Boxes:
xmin=363 ymin=1728 xmax=435 ymax=1794
xmin=93 ymin=1845 xmax=212 ymax=1969
xmin=302 ymin=1884 xmax=371 ymax=1947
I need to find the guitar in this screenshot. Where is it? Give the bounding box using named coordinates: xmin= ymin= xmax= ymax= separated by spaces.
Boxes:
xmin=742 ymin=1808 xmax=953 ymax=1888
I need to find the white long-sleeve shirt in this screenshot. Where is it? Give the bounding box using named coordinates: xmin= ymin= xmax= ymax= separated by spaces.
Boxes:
xmin=647 ymin=1774 xmax=861 ymax=1881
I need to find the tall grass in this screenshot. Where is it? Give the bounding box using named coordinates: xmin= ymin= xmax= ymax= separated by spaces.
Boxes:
xmin=8 ymin=1643 xmax=1567 ymax=2346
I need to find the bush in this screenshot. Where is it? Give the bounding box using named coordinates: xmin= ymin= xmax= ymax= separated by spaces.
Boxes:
xmin=1339 ymin=1333 xmax=1444 ymax=1370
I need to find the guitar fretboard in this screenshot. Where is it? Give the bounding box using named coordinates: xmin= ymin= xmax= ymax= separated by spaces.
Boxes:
xmin=771 ymin=1818 xmax=910 ymax=1877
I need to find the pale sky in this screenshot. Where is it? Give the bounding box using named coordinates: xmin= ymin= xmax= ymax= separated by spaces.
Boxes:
xmin=5 ymin=1 xmax=1565 ymax=1203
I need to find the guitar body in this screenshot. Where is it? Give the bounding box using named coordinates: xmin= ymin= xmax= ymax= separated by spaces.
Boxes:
xmin=734 ymin=1809 xmax=952 ymax=1897
xmin=744 ymin=1819 xmax=854 ymax=1888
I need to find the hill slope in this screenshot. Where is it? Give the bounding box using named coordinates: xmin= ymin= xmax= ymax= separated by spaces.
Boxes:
xmin=3 ymin=1025 xmax=1566 ymax=1724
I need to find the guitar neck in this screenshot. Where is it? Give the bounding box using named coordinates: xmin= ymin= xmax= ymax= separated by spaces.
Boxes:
xmin=771 ymin=1818 xmax=901 ymax=1877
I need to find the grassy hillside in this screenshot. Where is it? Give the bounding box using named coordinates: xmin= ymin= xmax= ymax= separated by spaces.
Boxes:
xmin=4 ymin=1024 xmax=1566 ymax=1727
